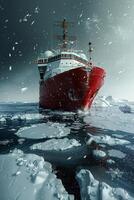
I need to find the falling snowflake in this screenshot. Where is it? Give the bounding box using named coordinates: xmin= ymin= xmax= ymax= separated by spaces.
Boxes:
xmin=123 ymin=13 xmax=128 ymax=17
xmin=9 ymin=66 xmax=12 ymax=71
xmin=5 ymin=19 xmax=9 ymax=23
xmin=91 ymin=14 xmax=100 ymax=23
xmin=19 ymin=19 xmax=22 ymax=23
xmin=20 ymin=13 xmax=32 ymax=23
xmin=118 ymin=69 xmax=125 ymax=74
xmin=108 ymin=41 xmax=113 ymax=45
xmin=34 ymin=6 xmax=40 ymax=14
xmin=79 ymin=13 xmax=83 ymax=18
xmin=0 ymin=5 xmax=4 ymax=10
xmin=31 ymin=21 xmax=35 ymax=25
xmin=21 ymin=87 xmax=28 ymax=93
xmin=86 ymin=14 xmax=101 ymax=31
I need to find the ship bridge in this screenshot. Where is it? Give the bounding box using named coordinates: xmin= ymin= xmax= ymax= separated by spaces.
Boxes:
xmin=37 ymin=51 xmax=92 ymax=81
xmin=37 ymin=52 xmax=89 ymax=66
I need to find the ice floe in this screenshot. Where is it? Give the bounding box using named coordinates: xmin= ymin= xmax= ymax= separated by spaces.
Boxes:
xmin=15 ymin=122 xmax=70 ymax=139
xmin=107 ymin=159 xmax=115 ymax=164
xmin=106 ymin=168 xmax=124 ymax=180
xmin=119 ymin=105 xmax=132 ymax=113
xmin=0 ymin=113 xmax=44 ymax=123
xmin=87 ymin=134 xmax=130 ymax=146
xmin=0 ymin=149 xmax=74 ymax=200
xmin=11 ymin=113 xmax=44 ymax=121
xmin=126 ymin=145 xmax=134 ymax=151
xmin=76 ymin=169 xmax=133 ymax=200
xmin=0 ymin=117 xmax=6 ymax=122
xmin=30 ymin=138 xmax=81 ymax=151
xmin=0 ymin=140 xmax=10 ymax=145
xmin=92 ymin=150 xmax=107 ymax=160
xmin=108 ymin=149 xmax=126 ymax=159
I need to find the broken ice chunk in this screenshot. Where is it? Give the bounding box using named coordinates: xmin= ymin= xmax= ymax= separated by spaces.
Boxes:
xmin=30 ymin=138 xmax=81 ymax=151
xmin=76 ymin=169 xmax=133 ymax=200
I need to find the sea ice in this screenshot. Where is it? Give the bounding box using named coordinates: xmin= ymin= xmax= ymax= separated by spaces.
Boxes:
xmin=30 ymin=138 xmax=81 ymax=151
xmin=84 ymin=96 xmax=134 ymax=134
xmin=15 ymin=122 xmax=70 ymax=139
xmin=106 ymin=168 xmax=124 ymax=180
xmin=0 ymin=149 xmax=74 ymax=200
xmin=107 ymin=159 xmax=115 ymax=164
xmin=119 ymin=105 xmax=132 ymax=113
xmin=0 ymin=117 xmax=6 ymax=122
xmin=0 ymin=140 xmax=10 ymax=145
xmin=76 ymin=169 xmax=133 ymax=200
xmin=126 ymin=145 xmax=134 ymax=151
xmin=92 ymin=150 xmax=107 ymax=160
xmin=11 ymin=113 xmax=44 ymax=121
xmin=0 ymin=113 xmax=44 ymax=123
xmin=87 ymin=134 xmax=130 ymax=146
xmin=108 ymin=149 xmax=126 ymax=159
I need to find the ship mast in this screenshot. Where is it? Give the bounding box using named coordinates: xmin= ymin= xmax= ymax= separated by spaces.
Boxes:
xmin=89 ymin=42 xmax=93 ymax=67
xmin=62 ymin=19 xmax=68 ymax=49
xmin=55 ymin=19 xmax=76 ymax=51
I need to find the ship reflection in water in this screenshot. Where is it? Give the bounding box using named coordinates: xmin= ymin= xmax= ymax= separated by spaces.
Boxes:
xmin=0 ymin=103 xmax=134 ymax=200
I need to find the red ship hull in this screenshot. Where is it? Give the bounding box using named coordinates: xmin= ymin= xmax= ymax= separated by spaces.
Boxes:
xmin=39 ymin=66 xmax=105 ymax=111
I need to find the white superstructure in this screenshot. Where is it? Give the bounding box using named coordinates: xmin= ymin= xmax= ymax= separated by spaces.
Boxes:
xmin=38 ymin=51 xmax=90 ymax=80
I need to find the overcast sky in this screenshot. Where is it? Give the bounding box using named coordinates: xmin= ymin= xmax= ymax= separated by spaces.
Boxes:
xmin=0 ymin=0 xmax=134 ymax=102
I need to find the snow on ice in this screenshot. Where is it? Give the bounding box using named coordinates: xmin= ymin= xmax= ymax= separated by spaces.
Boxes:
xmin=0 ymin=149 xmax=74 ymax=200
xmin=15 ymin=122 xmax=70 ymax=139
xmin=30 ymin=138 xmax=81 ymax=151
xmin=76 ymin=169 xmax=133 ymax=200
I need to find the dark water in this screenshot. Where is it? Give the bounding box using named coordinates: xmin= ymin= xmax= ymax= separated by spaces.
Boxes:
xmin=0 ymin=103 xmax=134 ymax=199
